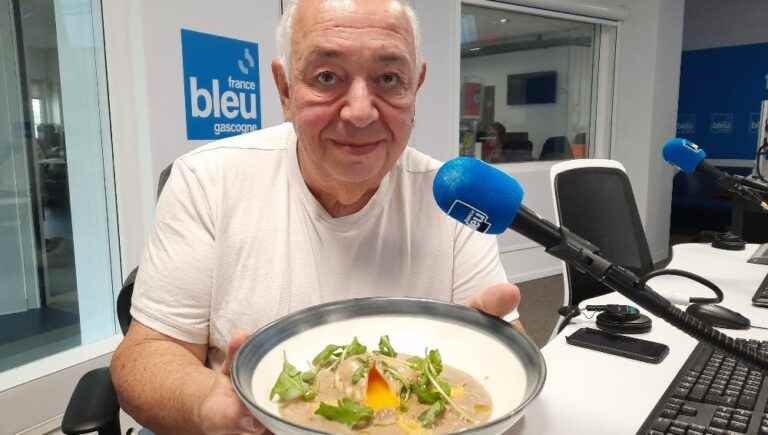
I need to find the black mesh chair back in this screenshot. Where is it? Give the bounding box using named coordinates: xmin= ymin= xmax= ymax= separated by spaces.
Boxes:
xmin=553 ymin=161 xmax=654 ymax=307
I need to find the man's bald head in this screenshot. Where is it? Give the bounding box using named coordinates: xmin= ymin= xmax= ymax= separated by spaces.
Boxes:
xmin=276 ymin=0 xmax=422 ymax=80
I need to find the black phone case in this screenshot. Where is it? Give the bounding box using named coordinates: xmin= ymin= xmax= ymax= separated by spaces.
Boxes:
xmin=566 ymin=327 xmax=669 ymax=364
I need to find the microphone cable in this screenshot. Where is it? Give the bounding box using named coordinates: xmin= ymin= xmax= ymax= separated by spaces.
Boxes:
xmin=638 ymin=268 xmax=723 ymax=304
xmin=555 ymin=268 xmax=724 ymax=334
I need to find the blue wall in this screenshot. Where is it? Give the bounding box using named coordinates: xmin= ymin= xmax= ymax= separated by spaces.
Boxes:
xmin=677 ymin=42 xmax=768 ymax=159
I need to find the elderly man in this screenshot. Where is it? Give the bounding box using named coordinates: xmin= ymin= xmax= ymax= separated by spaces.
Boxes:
xmin=112 ymin=0 xmax=522 ymax=433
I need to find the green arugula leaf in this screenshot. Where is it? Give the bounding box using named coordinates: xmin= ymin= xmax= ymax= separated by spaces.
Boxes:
xmin=312 ymin=344 xmax=342 ymax=367
xmin=414 ymin=375 xmax=442 ymax=404
xmin=301 ymin=366 xmax=319 ymax=383
xmin=331 ymin=337 xmax=368 ymax=372
xmin=302 ymin=387 xmax=317 ymax=401
xmin=351 ymin=365 xmax=368 ymax=385
xmin=270 ymin=356 xmax=312 ymax=402
xmin=381 ymin=362 xmax=409 ymax=389
xmin=428 ymin=349 xmax=443 ymax=375
xmin=407 ymin=356 xmax=425 ymax=371
xmin=345 ymin=337 xmax=367 ymax=357
xmin=315 ymin=398 xmax=374 ymax=429
xmin=412 ymin=350 xmax=451 ymax=405
xmin=418 ymin=400 xmax=446 ymax=427
xmin=399 ymin=384 xmax=412 ymax=403
xmin=378 ymin=335 xmax=397 ymax=357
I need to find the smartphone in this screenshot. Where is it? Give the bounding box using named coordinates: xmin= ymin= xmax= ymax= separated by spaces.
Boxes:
xmin=566 ymin=327 xmax=669 ymax=364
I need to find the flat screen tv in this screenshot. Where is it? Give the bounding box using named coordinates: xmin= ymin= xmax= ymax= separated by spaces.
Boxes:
xmin=507 ymin=71 xmax=557 ymax=105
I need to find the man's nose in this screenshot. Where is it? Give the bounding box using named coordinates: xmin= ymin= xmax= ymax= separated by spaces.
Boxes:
xmin=339 ymin=78 xmax=379 ymax=128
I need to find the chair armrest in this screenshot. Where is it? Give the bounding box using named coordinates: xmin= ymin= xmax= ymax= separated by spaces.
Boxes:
xmin=62 ymin=367 xmax=121 ymax=435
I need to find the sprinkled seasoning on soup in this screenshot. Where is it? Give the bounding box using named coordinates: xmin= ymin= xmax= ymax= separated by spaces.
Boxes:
xmin=269 ymin=336 xmax=493 ymax=434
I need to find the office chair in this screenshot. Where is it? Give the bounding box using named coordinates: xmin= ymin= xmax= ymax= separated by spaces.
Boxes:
xmin=547 ymin=159 xmax=654 ymax=341
xmin=539 ymin=136 xmax=573 ymax=161
xmin=61 ymin=164 xmax=174 ymax=435
xmin=502 ymin=132 xmax=533 ymax=162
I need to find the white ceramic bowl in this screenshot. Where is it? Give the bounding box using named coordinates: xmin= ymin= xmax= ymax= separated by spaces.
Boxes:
xmin=231 ymin=297 xmax=546 ymax=434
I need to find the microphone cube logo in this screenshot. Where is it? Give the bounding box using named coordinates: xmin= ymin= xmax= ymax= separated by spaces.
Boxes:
xmin=676 ymin=114 xmax=696 ymax=135
xmin=448 ymin=200 xmax=490 ymax=233
xmin=181 ymin=29 xmax=261 ymax=140
xmin=710 ymin=113 xmax=734 ymax=135
xmin=750 ymin=112 xmax=761 ymax=134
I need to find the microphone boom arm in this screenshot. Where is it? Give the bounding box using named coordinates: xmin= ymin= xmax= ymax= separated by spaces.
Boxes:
xmin=512 ymin=206 xmax=768 ymax=372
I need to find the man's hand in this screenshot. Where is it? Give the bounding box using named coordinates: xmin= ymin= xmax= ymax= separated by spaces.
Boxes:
xmin=465 ymin=283 xmax=525 ymax=333
xmin=196 ymin=331 xmax=269 ymax=435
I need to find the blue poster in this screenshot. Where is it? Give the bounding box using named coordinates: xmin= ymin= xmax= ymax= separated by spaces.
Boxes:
xmin=181 ymin=29 xmax=262 ymax=140
xmin=677 ymin=42 xmax=768 ymax=159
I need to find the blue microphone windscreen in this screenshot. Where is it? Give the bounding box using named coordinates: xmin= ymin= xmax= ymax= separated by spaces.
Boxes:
xmin=433 ymin=157 xmax=524 ymax=235
xmin=662 ymin=138 xmax=706 ymax=173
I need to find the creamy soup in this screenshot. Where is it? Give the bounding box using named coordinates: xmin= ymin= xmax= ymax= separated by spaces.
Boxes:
xmin=269 ymin=337 xmax=492 ymax=434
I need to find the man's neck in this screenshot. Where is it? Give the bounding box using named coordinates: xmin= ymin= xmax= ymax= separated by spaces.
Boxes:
xmin=297 ymin=145 xmax=379 ymax=218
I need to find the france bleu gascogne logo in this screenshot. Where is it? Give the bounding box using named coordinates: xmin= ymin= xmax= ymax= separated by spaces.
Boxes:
xmin=181 ymin=29 xmax=262 ymax=140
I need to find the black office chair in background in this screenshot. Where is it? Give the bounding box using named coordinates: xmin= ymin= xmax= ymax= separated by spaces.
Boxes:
xmin=61 ymin=164 xmax=173 ymax=435
xmin=539 ymin=136 xmax=573 ymax=161
xmin=501 ymin=132 xmax=534 ymax=162
xmin=547 ymin=159 xmax=654 ymax=340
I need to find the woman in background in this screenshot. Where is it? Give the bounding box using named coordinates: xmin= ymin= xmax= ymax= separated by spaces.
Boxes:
xmin=483 ymin=121 xmax=506 ymax=163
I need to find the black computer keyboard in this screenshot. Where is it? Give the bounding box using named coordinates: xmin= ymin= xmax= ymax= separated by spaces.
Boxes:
xmin=753 ymin=273 xmax=768 ymax=308
xmin=637 ymin=339 xmax=768 ymax=435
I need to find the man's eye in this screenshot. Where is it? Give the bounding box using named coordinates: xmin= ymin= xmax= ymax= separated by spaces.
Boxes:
xmin=317 ymin=71 xmax=337 ymax=86
xmin=379 ymin=73 xmax=401 ymax=88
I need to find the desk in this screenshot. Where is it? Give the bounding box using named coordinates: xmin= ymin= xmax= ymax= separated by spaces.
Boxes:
xmin=508 ymin=243 xmax=768 ymax=435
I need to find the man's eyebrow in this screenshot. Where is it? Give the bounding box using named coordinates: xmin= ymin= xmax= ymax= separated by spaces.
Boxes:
xmin=302 ymin=47 xmax=410 ymax=65
xmin=305 ymin=47 xmax=343 ymax=60
xmin=376 ymin=52 xmax=409 ymax=65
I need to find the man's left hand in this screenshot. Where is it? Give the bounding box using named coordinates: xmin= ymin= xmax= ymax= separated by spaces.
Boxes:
xmin=465 ymin=283 xmax=525 ymax=333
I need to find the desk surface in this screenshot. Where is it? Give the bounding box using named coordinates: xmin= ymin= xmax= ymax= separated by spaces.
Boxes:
xmin=508 ymin=243 xmax=768 ymax=435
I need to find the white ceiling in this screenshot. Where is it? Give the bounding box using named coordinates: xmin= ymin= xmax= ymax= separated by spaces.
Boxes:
xmin=461 ymin=4 xmax=592 ymax=45
xmin=16 ymin=1 xmax=591 ymax=50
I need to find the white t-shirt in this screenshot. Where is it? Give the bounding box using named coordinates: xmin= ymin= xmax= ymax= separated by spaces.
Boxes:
xmin=131 ymin=123 xmax=513 ymax=368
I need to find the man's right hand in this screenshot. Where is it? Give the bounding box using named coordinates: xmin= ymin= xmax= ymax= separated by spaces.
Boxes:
xmin=196 ymin=331 xmax=268 ymax=434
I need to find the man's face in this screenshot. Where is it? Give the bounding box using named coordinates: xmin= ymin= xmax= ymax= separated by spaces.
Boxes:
xmin=276 ymin=0 xmax=425 ymax=188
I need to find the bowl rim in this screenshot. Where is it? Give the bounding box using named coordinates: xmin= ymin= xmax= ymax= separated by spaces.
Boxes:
xmin=231 ymin=296 xmax=546 ymax=434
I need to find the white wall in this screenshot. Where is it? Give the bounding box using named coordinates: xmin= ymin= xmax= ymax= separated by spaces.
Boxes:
xmin=411 ymin=0 xmax=460 ymax=163
xmin=683 ymin=0 xmax=768 ymax=51
xmin=104 ymin=0 xmax=285 ymax=274
xmin=608 ymin=0 xmax=684 ymax=261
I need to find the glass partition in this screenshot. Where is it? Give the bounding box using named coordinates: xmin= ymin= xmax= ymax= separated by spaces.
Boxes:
xmin=0 ymin=0 xmax=117 ymax=376
xmin=460 ymin=3 xmax=604 ymax=163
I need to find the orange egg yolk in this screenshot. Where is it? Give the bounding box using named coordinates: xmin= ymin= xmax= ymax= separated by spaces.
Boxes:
xmin=365 ymin=366 xmax=400 ymax=411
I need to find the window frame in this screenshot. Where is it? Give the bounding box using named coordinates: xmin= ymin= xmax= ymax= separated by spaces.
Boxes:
xmin=0 ymin=0 xmax=121 ymax=394
xmin=460 ymin=0 xmax=620 ymax=164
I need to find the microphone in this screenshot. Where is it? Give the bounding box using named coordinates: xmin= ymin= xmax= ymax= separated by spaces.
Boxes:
xmin=662 ymin=138 xmax=768 ymax=210
xmin=433 ymin=157 xmax=768 ymax=372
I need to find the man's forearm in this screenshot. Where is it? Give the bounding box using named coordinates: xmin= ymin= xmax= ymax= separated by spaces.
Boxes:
xmin=112 ymin=336 xmax=214 ymax=435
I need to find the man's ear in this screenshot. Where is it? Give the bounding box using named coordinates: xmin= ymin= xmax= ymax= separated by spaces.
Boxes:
xmin=272 ymin=59 xmax=292 ymax=120
xmin=416 ymin=62 xmax=427 ymax=92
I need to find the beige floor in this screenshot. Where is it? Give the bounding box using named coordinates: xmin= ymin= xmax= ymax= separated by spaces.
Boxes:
xmin=516 ymin=274 xmax=564 ymax=348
